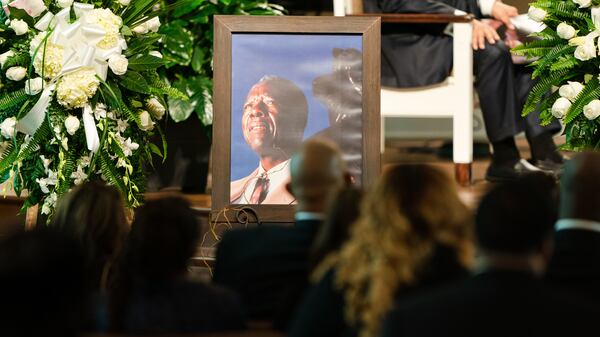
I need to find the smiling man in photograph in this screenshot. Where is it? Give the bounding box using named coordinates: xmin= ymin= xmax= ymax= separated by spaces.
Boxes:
xmin=230 ymin=75 xmax=309 ymax=204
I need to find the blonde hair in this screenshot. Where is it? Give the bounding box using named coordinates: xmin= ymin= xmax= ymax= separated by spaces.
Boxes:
xmin=331 ymin=164 xmax=473 ymax=337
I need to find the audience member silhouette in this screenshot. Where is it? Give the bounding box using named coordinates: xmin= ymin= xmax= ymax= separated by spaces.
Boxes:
xmin=380 ymin=172 xmax=596 ymax=337
xmin=289 ymin=164 xmax=473 ymax=337
xmin=545 ymin=152 xmax=600 ymax=301
xmin=52 ymin=181 xmax=129 ymax=291
xmin=214 ymin=138 xmax=349 ymax=326
xmin=309 ymin=186 xmax=363 ymax=273
xmin=0 ymin=229 xmax=86 ymax=337
xmin=109 ymin=197 xmax=245 ymax=333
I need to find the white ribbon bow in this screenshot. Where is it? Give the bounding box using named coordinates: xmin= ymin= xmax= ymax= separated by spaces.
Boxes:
xmin=17 ymin=2 xmax=127 ymax=153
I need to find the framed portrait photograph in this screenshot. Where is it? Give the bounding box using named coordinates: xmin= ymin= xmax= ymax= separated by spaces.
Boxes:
xmin=212 ymin=15 xmax=381 ymax=223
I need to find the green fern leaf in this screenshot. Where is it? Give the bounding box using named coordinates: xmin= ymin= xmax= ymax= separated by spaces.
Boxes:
xmin=522 ymin=69 xmax=575 ymax=116
xmin=512 ymin=38 xmax=564 ymax=57
xmin=2 ymin=53 xmax=30 ymax=70
xmin=56 ymin=150 xmax=77 ymax=194
xmin=98 ymin=152 xmax=128 ymax=201
xmin=532 ymin=45 xmax=575 ymax=78
xmin=550 ymin=55 xmax=580 ymax=73
xmin=0 ymin=141 xmax=17 ymax=173
xmin=564 ymin=77 xmax=600 ymax=124
xmin=0 ymin=90 xmax=28 ymax=111
xmin=16 ymin=119 xmax=51 ymax=162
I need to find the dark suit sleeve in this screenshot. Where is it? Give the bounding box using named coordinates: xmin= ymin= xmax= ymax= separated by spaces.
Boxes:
xmin=376 ymin=0 xmax=457 ymax=15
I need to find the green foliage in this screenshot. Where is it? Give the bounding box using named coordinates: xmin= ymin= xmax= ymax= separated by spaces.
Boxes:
xmin=519 ymin=0 xmax=600 ymax=150
xmin=0 ymin=90 xmax=28 ymax=111
xmin=159 ymin=0 xmax=285 ymax=126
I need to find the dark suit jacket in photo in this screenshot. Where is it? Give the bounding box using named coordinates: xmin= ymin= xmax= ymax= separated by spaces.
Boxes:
xmin=212 ymin=219 xmax=321 ymax=323
xmin=380 ymin=269 xmax=597 ymax=337
xmin=545 ymin=229 xmax=600 ymax=301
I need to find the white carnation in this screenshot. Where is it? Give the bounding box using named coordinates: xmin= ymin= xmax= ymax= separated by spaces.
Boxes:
xmin=0 ymin=50 xmax=14 ymax=68
xmin=57 ymin=0 xmax=73 ymax=8
xmin=64 ymin=115 xmax=80 ymax=135
xmin=528 ymin=6 xmax=547 ymax=22
xmin=139 ymin=110 xmax=155 ymax=131
xmin=6 ymin=66 xmax=26 ymax=81
xmin=574 ymin=0 xmax=592 ymax=8
xmin=108 ymin=54 xmax=128 ymax=75
xmin=84 ymin=8 xmax=123 ymax=49
xmin=558 ymin=81 xmax=584 ymax=101
xmin=584 ymin=99 xmax=600 ymax=120
xmin=56 ymin=68 xmax=100 ymax=109
xmin=0 ymin=117 xmax=17 ymax=139
xmin=146 ymin=97 xmax=165 ymax=120
xmin=24 ymin=77 xmax=44 ymax=95
xmin=557 ymin=22 xmax=576 ymax=40
xmin=30 ymin=32 xmax=64 ymax=79
xmin=9 ymin=19 xmax=28 ymax=35
xmin=551 ymin=97 xmax=572 ymax=118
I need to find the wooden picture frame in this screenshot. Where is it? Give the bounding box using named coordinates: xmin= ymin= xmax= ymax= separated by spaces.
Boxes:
xmin=212 ymin=15 xmax=381 ymax=224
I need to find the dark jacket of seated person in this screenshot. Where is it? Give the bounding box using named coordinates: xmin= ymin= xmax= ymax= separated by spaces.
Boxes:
xmin=109 ymin=197 xmax=245 ymax=334
xmin=380 ymin=173 xmax=598 ymax=337
xmin=288 ymin=164 xmax=473 ymax=337
xmin=213 ymin=218 xmax=322 ymax=321
xmin=213 ymin=139 xmax=350 ymax=324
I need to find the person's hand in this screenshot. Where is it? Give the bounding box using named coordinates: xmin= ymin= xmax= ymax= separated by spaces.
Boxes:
xmin=472 ymin=19 xmax=501 ymax=50
xmin=491 ymin=1 xmax=518 ymax=30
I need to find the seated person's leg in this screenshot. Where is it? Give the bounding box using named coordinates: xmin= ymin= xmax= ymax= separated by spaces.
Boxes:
xmin=474 ymin=40 xmax=527 ymax=181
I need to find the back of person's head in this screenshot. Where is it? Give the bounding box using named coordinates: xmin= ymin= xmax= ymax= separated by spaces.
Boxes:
xmin=52 ymin=181 xmax=128 ymax=290
xmin=476 ymin=172 xmax=558 ymax=255
xmin=0 ymin=228 xmax=85 ymax=337
xmin=125 ymin=196 xmax=199 ymax=281
xmin=310 ymin=186 xmax=363 ymax=274
xmin=559 ymin=152 xmax=600 ymax=222
xmin=334 ymin=164 xmax=473 ymax=337
xmin=287 ymin=138 xmax=348 ymax=211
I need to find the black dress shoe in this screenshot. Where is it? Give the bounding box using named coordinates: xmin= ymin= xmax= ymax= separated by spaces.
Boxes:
xmin=529 ymin=159 xmax=565 ymax=177
xmin=485 ymin=159 xmax=542 ymax=183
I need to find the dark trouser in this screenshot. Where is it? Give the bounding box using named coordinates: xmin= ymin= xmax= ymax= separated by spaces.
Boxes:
xmin=443 ymin=0 xmax=561 ymax=142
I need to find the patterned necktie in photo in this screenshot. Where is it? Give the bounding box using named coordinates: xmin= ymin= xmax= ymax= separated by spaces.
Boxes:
xmin=249 ymin=174 xmax=270 ymax=204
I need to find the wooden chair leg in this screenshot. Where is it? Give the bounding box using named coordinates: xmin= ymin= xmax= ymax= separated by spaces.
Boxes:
xmin=454 ymin=163 xmax=472 ymax=187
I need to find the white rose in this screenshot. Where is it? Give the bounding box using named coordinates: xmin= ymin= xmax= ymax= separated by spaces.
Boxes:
xmin=528 ymin=6 xmax=547 ymax=22
xmin=583 ymin=100 xmax=600 ymax=120
xmin=139 ymin=110 xmax=155 ymax=131
xmin=118 ymin=0 xmax=130 ymax=6
xmin=558 ymin=81 xmax=584 ymax=101
xmin=6 ymin=66 xmax=26 ymax=81
xmin=9 ymin=19 xmax=28 ymax=35
xmin=557 ymin=22 xmax=576 ymax=40
xmin=24 ymin=77 xmax=43 ymax=95
xmin=551 ymin=97 xmax=572 ymax=118
xmin=8 ymin=0 xmax=47 ymax=18
xmin=132 ymin=23 xmax=149 ymax=35
xmin=0 ymin=117 xmax=17 ymax=138
xmin=574 ymin=35 xmax=597 ymax=61
xmin=149 ymin=51 xmax=162 ymax=58
xmin=0 ymin=50 xmax=15 ymax=68
xmin=574 ymin=0 xmax=592 ymax=8
xmin=64 ymin=115 xmax=80 ymax=135
xmin=57 ymin=0 xmax=73 ymax=8
xmin=146 ymin=97 xmax=165 ymax=120
xmin=108 ymin=54 xmax=128 ymax=75
xmin=145 ymin=17 xmax=161 ymax=32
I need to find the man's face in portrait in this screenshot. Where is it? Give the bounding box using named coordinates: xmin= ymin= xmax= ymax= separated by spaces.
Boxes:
xmin=242 ymin=82 xmax=281 ymax=154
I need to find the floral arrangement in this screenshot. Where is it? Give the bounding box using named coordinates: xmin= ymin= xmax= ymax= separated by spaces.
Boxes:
xmin=515 ymin=0 xmax=600 ymax=150
xmin=160 ymin=0 xmax=284 ymax=125
xmin=0 ymin=0 xmax=186 ymax=216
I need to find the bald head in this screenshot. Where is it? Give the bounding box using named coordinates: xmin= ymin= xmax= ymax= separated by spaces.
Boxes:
xmin=287 ymin=139 xmax=348 ymax=212
xmin=560 ymin=152 xmax=600 ymax=222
